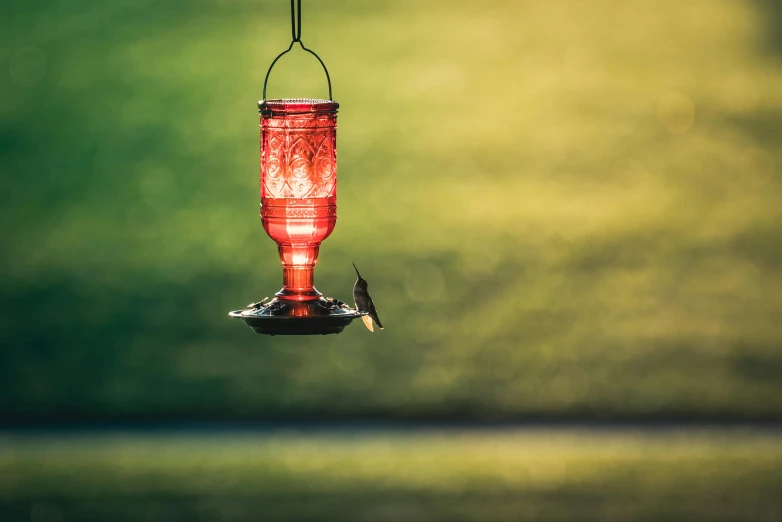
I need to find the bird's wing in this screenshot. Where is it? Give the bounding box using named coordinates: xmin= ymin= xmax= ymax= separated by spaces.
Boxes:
xmin=361 ymin=315 xmax=374 ymax=332
xmin=367 ymin=294 xmax=383 ymax=330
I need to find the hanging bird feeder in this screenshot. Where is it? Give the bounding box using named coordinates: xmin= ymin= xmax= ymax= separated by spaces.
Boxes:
xmin=229 ymin=0 xmax=366 ymax=335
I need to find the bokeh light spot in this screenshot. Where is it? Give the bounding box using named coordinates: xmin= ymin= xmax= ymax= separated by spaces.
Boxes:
xmin=657 ymin=92 xmax=695 ymax=134
xmin=9 ymin=47 xmax=47 ymax=87
xmin=740 ymin=147 xmax=774 ymax=188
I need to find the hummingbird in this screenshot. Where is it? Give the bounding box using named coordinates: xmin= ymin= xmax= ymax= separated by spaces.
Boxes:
xmin=352 ymin=263 xmax=383 ymax=332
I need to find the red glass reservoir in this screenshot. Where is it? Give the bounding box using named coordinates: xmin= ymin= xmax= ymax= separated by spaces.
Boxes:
xmin=260 ymin=99 xmax=339 ymax=302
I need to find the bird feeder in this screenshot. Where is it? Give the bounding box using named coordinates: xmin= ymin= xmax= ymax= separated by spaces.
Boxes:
xmin=229 ymin=0 xmax=364 ymax=335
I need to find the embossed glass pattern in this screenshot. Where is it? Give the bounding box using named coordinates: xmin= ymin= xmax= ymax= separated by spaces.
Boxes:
xmin=260 ymin=99 xmax=339 ymax=301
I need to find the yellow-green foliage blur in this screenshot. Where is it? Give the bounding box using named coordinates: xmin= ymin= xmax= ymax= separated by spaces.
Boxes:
xmin=2 ymin=429 xmax=782 ymax=521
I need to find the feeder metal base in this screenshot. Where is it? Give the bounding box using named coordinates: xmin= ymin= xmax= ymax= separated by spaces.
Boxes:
xmin=229 ymin=297 xmax=364 ymax=335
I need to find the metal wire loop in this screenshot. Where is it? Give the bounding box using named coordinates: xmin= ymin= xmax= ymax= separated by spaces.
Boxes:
xmin=262 ymin=0 xmax=333 ymax=101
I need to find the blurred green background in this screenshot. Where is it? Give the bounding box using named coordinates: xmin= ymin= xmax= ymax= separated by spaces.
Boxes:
xmin=2 ymin=0 xmax=781 ymax=422
xmin=3 ymin=0 xmax=782 ymax=520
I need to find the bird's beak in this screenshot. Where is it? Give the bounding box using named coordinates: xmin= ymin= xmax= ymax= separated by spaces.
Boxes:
xmin=352 ymin=263 xmax=361 ymax=278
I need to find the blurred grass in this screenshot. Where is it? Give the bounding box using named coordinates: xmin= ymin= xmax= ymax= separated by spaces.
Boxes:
xmin=2 ymin=0 xmax=782 ymax=420
xmin=1 ymin=429 xmax=781 ymax=521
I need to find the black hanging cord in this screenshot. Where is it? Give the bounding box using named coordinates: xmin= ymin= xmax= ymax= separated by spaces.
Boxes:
xmin=262 ymin=0 xmax=332 ymax=101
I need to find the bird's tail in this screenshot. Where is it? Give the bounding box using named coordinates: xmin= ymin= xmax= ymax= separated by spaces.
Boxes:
xmin=373 ymin=314 xmax=384 ymax=330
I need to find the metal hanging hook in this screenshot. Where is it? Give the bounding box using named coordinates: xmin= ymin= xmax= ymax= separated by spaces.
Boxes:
xmin=290 ymin=0 xmax=302 ymax=42
xmin=262 ymin=0 xmax=333 ymax=102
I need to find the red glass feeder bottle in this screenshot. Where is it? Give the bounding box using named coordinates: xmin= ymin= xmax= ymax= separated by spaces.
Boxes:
xmin=260 ymin=99 xmax=338 ymax=303
xmin=230 ymin=2 xmax=363 ymax=335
